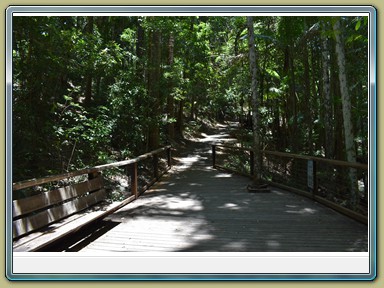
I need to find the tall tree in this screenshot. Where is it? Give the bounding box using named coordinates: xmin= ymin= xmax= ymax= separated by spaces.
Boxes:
xmin=12 ymin=15 xmax=369 ymax=192
xmin=166 ymin=32 xmax=175 ymax=140
xmin=333 ymin=18 xmax=358 ymax=208
xmin=84 ymin=16 xmax=94 ymax=106
xmin=247 ymin=16 xmax=262 ymax=183
xmin=147 ymin=26 xmax=162 ymax=150
xmin=321 ymin=20 xmax=334 ymax=159
xmin=278 ymin=17 xmax=300 ymax=152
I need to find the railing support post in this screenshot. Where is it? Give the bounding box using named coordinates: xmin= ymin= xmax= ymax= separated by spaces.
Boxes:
xmin=313 ymin=160 xmax=318 ymax=197
xmin=167 ymin=147 xmax=172 ymax=168
xmin=212 ymin=145 xmax=216 ymax=168
xmin=250 ymin=150 xmax=254 ymax=176
xmin=307 ymin=160 xmax=317 ymax=198
xmin=129 ymin=163 xmax=138 ymax=199
xmin=88 ymin=171 xmax=100 ymax=180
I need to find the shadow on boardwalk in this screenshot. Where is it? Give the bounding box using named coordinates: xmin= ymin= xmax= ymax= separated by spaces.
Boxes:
xmin=75 ymin=122 xmax=367 ymax=252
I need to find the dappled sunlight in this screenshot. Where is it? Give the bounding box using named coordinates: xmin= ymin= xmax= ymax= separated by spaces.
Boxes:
xmin=200 ymin=132 xmax=230 ymax=139
xmin=142 ymin=188 xmax=167 ymax=194
xmin=179 ymin=192 xmax=192 ymax=197
xmin=266 ymin=234 xmax=282 ymax=250
xmin=204 ymin=166 xmax=214 ymax=171
xmin=114 ymin=192 xmax=205 ymax=217
xmin=201 ymin=132 xmax=227 ymax=138
xmin=266 ymin=240 xmax=281 ymax=249
xmin=222 ymin=240 xmax=248 ymax=250
xmin=82 ymin=216 xmax=213 ymax=252
xmin=189 ymin=183 xmax=203 ymax=187
xmin=12 ymin=6 xmax=370 ymax=256
xmin=271 ymin=189 xmax=285 ymax=196
xmin=218 ymin=202 xmax=241 ymax=210
xmin=213 ymin=172 xmax=232 ymax=178
xmin=190 ymin=233 xmax=214 ymax=242
xmin=347 ymin=237 xmax=369 ymax=252
xmin=159 ymin=197 xmax=204 ymax=211
xmin=198 ymin=131 xmax=237 ymax=144
xmin=172 ymin=155 xmax=203 ymax=171
xmin=77 ymin=122 xmax=368 ymax=253
xmin=175 ymin=155 xmax=200 ymax=163
xmin=285 ymin=207 xmax=317 ymax=215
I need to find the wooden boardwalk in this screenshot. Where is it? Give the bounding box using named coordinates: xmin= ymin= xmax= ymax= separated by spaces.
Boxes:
xmin=74 ymin=132 xmax=367 ymax=253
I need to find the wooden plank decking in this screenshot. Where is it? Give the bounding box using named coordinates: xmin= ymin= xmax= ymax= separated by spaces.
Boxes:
xmin=75 ymin=143 xmax=368 ymax=253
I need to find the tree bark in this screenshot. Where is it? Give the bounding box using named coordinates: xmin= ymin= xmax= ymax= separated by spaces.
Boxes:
xmin=147 ymin=28 xmax=161 ymax=150
xmin=321 ymin=22 xmax=334 ymax=159
xmin=288 ymin=46 xmax=298 ymax=152
xmin=176 ymin=99 xmax=184 ymax=136
xmin=84 ymin=16 xmax=94 ymax=106
xmin=333 ymin=18 xmax=358 ymax=208
xmin=303 ymin=24 xmax=312 ymax=154
xmin=136 ymin=18 xmax=145 ymax=80
xmin=247 ymin=16 xmax=262 ymax=182
xmin=167 ymin=33 xmax=175 ymax=139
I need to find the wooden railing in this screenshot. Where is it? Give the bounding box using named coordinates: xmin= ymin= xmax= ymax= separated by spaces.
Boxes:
xmin=13 ymin=145 xmax=172 ymax=200
xmin=12 ymin=146 xmax=172 ymax=251
xmin=212 ymin=144 xmax=369 ymax=224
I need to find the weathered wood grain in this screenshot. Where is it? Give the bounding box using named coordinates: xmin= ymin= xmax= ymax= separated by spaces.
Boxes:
xmin=13 ymin=195 xmax=136 ymax=252
xmin=13 ymin=189 xmax=106 ymax=238
xmin=13 ymin=145 xmax=171 ymax=191
xmin=13 ymin=176 xmax=103 ymax=218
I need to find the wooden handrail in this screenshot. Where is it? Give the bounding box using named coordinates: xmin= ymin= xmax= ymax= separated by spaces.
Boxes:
xmin=212 ymin=143 xmax=369 ymax=224
xmin=13 ymin=145 xmax=172 ymax=191
xmin=213 ymin=144 xmax=368 ymax=170
xmin=263 ymin=150 xmax=368 ymax=170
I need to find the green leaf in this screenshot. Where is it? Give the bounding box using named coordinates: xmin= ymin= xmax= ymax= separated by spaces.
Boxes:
xmin=355 ymin=20 xmax=361 ymax=31
xmin=266 ymin=68 xmax=280 ymax=79
xmin=63 ymin=95 xmax=73 ymax=101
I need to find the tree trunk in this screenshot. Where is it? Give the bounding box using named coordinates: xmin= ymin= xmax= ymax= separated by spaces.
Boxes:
xmin=176 ymin=99 xmax=184 ymax=136
xmin=302 ymin=26 xmax=312 ymax=154
xmin=288 ymin=46 xmax=298 ymax=152
xmin=84 ymin=16 xmax=94 ymax=106
xmin=333 ymin=18 xmax=358 ymax=208
xmin=321 ymin=22 xmax=334 ymax=159
xmin=167 ymin=33 xmax=175 ymax=140
xmin=147 ymin=28 xmax=161 ymax=150
xmin=283 ymin=45 xmax=298 ymax=152
xmin=247 ymin=16 xmax=262 ymax=183
xmin=309 ymin=46 xmax=317 ymax=154
xmin=136 ymin=18 xmax=145 ymax=80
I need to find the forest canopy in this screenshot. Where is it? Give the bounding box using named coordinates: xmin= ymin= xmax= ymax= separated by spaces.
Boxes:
xmin=12 ymin=15 xmax=369 ymax=182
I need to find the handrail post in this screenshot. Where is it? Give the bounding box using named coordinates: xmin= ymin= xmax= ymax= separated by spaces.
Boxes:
xmin=88 ymin=171 xmax=100 ymax=180
xmin=167 ymin=147 xmax=172 ymax=168
xmin=307 ymin=159 xmax=317 ymax=199
xmin=313 ymin=160 xmax=318 ymax=197
xmin=250 ymin=150 xmax=254 ymax=176
xmin=212 ymin=145 xmax=216 ymax=168
xmin=129 ymin=163 xmax=138 ymax=199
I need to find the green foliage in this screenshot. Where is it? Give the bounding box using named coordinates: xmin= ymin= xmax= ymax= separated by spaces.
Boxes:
xmin=52 ymin=94 xmax=115 ymax=170
xmin=108 ymin=73 xmax=148 ymax=152
xmin=12 ymin=15 xmax=369 ymax=181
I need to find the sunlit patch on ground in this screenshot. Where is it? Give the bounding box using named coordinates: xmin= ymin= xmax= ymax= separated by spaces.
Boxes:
xmin=78 ymin=123 xmax=368 ymax=253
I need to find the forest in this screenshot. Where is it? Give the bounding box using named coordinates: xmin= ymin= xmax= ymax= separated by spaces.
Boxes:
xmin=12 ymin=15 xmax=369 ymax=185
